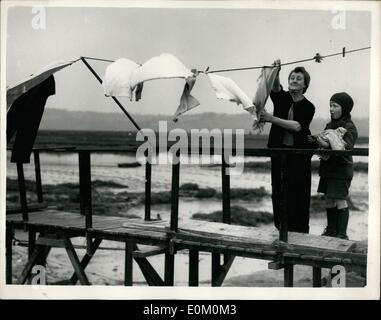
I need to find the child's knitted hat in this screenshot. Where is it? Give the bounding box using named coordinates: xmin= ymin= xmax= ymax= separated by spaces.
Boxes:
xmin=330 ymin=92 xmax=354 ymax=116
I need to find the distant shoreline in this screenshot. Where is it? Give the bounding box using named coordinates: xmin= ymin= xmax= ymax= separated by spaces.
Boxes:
xmin=8 ymin=130 xmax=368 ymax=150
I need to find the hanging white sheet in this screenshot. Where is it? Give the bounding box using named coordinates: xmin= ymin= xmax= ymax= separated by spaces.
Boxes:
xmin=103 ymin=58 xmax=140 ymax=100
xmin=130 ymin=53 xmax=194 ymax=89
xmin=207 ymin=73 xmax=253 ymax=109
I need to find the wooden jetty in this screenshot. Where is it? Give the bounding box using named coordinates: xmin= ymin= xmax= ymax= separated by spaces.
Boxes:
xmin=5 ymin=147 xmax=368 ymax=287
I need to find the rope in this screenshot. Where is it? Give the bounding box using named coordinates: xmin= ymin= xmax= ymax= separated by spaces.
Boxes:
xmin=206 ymin=46 xmax=371 ymax=73
xmin=81 ymin=46 xmax=370 ymax=74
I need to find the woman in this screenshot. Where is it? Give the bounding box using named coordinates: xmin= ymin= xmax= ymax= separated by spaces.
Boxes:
xmin=260 ymin=60 xmax=315 ymax=233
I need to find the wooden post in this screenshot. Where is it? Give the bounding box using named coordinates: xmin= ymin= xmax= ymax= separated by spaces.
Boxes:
xmin=284 ymin=264 xmax=294 ymax=287
xmin=28 ymin=229 xmax=36 ymax=259
xmin=221 ymin=152 xmax=231 ymax=265
xmin=221 ymin=154 xmax=231 ymax=224
xmin=189 ymin=249 xmax=199 ymax=287
xmin=33 ymin=151 xmax=43 ymax=203
xmin=313 ymin=267 xmax=322 ymax=287
xmin=170 ymin=151 xmax=180 ymax=232
xmin=16 ymin=162 xmax=28 ymax=222
xmin=164 ymin=253 xmax=175 ymax=286
xmin=211 ymin=253 xmax=221 ymax=287
xmin=124 ymin=242 xmax=134 ymax=286
xmin=6 ymin=223 xmax=13 ymax=284
xmin=78 ymin=151 xmax=92 ymax=255
xmin=144 ymin=162 xmax=152 ymax=221
xmin=279 ymin=154 xmax=288 ymax=242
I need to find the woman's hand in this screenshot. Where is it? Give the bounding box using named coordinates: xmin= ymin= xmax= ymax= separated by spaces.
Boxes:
xmin=259 ymin=111 xmax=273 ymax=123
xmin=273 ymin=59 xmax=281 ymax=69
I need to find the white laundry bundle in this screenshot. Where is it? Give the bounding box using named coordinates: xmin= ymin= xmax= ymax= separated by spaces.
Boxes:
xmin=316 ymin=127 xmax=347 ymax=160
xmin=250 ymin=66 xmax=280 ymax=131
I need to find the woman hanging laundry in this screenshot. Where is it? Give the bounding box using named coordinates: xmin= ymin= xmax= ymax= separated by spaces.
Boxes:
xmin=259 ymin=60 xmax=315 ymax=233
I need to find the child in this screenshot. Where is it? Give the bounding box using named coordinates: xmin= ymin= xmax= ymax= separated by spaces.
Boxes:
xmin=314 ymin=92 xmax=358 ymax=239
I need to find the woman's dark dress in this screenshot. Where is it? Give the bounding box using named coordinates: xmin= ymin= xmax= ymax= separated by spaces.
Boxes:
xmin=268 ymin=88 xmax=315 ymax=233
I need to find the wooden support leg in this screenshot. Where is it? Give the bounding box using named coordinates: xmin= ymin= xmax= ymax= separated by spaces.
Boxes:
xmin=19 ymin=246 xmax=51 ymax=284
xmin=164 ymin=253 xmax=175 ymax=286
xmin=124 ymin=242 xmax=134 ymax=286
xmin=134 ymin=256 xmax=165 ymax=286
xmin=211 ymin=253 xmax=220 ymax=287
xmin=69 ymin=238 xmax=102 ymax=285
xmin=313 ymin=267 xmax=322 ymax=288
xmin=64 ymin=238 xmax=90 ymax=285
xmin=6 ymin=223 xmax=13 ymax=284
xmin=284 ymin=264 xmax=294 ymax=287
xmin=132 ymin=243 xmax=164 ymax=286
xmin=211 ymin=254 xmax=235 ymax=287
xmin=28 ymin=230 xmax=36 ymax=259
xmin=189 ymin=249 xmax=199 ymax=287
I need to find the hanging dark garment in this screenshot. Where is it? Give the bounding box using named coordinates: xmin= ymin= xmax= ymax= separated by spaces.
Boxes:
xmin=7 ymin=75 xmax=56 ymax=163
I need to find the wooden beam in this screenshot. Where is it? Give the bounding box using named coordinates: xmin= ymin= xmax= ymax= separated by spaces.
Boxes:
xmin=189 ymin=249 xmax=199 ymax=287
xmin=279 ymin=154 xmax=288 ymax=242
xmin=145 ymin=162 xmax=152 ymax=221
xmin=6 ymin=223 xmax=13 ymax=284
xmin=124 ymin=242 xmax=134 ymax=286
xmin=16 ymin=162 xmax=28 ymax=223
xmin=135 ymin=256 xmax=165 ymax=286
xmin=313 ymin=267 xmax=322 ymax=287
xmin=132 ymin=245 xmax=166 ymax=258
xmin=33 ymin=151 xmax=43 ymax=203
xmin=170 ymin=155 xmax=180 ymax=232
xmin=64 ymin=238 xmax=90 ymax=285
xmin=221 ymin=155 xmax=231 ymax=224
xmin=213 ymin=255 xmax=235 ymax=287
xmin=28 ymin=230 xmax=36 ymax=259
xmin=284 ymin=264 xmax=294 ymax=287
xmin=211 ymin=253 xmax=221 ymax=287
xmin=164 ymin=252 xmax=175 ymax=286
xmin=19 ymin=246 xmax=51 ymax=284
xmin=69 ymin=238 xmax=102 ymax=285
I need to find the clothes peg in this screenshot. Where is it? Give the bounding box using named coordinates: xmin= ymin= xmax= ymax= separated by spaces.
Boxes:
xmin=314 ymin=53 xmax=323 ymax=63
xmin=342 ymin=47 xmax=346 ymax=57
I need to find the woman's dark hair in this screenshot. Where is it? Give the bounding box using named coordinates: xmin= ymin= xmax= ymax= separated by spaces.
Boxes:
xmin=288 ymin=66 xmax=311 ymax=93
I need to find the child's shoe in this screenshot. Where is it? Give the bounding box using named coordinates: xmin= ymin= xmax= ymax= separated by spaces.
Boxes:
xmin=321 ymin=207 xmax=337 ymax=237
xmin=336 ymin=207 xmax=349 ymax=240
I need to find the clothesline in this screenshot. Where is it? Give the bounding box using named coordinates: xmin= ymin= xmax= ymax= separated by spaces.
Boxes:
xmin=80 ymin=46 xmax=371 ymax=74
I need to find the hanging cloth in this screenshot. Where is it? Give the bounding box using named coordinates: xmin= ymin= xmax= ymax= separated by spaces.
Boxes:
xmin=102 ymin=58 xmax=140 ymax=100
xmin=130 ymin=53 xmax=194 ymax=89
xmin=172 ymin=76 xmax=200 ymax=122
xmin=207 ymin=73 xmax=254 ymax=109
xmin=250 ymin=65 xmax=280 ymax=131
xmin=7 ymin=59 xmax=75 ymax=108
xmin=7 ymin=75 xmax=56 ymax=163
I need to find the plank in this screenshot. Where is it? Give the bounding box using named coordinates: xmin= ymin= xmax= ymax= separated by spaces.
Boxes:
xmin=132 ymin=245 xmax=166 ymax=258
xmin=6 ymin=203 xmax=48 ymax=214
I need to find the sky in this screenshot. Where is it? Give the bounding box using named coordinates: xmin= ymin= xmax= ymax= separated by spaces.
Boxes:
xmin=4 ymin=3 xmax=372 ymax=120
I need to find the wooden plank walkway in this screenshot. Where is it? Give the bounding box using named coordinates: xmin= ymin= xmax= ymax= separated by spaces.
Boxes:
xmin=6 ymin=210 xmax=367 ymax=285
